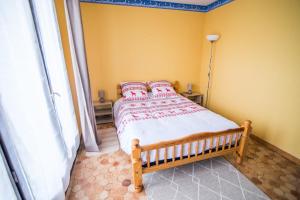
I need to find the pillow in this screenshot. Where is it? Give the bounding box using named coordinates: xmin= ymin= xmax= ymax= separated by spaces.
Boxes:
xmin=148 ymin=80 xmax=176 ymax=98
xmin=121 ymin=82 xmax=148 ymax=101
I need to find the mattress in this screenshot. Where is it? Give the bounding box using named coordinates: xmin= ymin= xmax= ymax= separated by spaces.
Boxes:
xmin=114 ymin=94 xmax=239 ymax=163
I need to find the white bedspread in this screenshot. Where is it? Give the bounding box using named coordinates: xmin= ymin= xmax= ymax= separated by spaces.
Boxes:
xmin=114 ymin=94 xmax=239 ymax=162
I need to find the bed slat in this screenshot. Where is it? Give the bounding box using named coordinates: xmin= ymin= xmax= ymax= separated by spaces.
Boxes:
xmin=222 ymin=136 xmax=226 ymax=150
xmin=234 ymin=133 xmax=238 ymax=148
xmin=180 ymin=144 xmax=183 ymax=160
xmin=209 ymin=137 xmax=213 ymax=154
xmin=229 ymin=134 xmax=233 ymax=149
xmin=202 ymin=140 xmax=206 ymax=156
xmin=164 ymin=147 xmax=167 ymax=164
xmin=195 ymin=141 xmax=199 ymax=157
xmin=147 ymin=151 xmax=150 ymax=168
xmin=156 ymin=149 xmax=159 ymax=165
xmin=172 ymin=145 xmax=176 ymax=162
xmin=216 ymin=136 xmax=220 ymax=152
xmin=188 ymin=143 xmax=191 ymax=158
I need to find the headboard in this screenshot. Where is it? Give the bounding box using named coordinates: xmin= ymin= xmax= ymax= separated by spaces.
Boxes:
xmin=116 ymin=81 xmax=179 ymax=99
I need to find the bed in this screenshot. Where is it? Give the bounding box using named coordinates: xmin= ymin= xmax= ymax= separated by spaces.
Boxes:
xmin=115 ymin=81 xmax=251 ymax=192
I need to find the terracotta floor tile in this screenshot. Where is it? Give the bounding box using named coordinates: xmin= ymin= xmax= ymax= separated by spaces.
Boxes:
xmin=225 ymin=138 xmax=300 ymax=200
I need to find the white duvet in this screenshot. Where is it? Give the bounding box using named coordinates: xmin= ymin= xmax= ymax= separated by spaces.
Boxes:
xmin=114 ymin=94 xmax=239 ymax=163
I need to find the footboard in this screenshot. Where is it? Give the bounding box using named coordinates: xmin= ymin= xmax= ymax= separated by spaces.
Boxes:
xmin=131 ymin=120 xmax=251 ymax=192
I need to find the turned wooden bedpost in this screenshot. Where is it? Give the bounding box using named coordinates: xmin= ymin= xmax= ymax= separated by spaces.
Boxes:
xmin=236 ymin=120 xmax=252 ymax=164
xmin=131 ymin=139 xmax=143 ymax=192
xmin=173 ymin=81 xmax=179 ymax=93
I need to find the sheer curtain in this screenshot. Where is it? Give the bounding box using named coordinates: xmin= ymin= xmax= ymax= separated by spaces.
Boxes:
xmin=64 ymin=0 xmax=100 ymax=152
xmin=31 ymin=0 xmax=80 ymax=188
xmin=0 ymin=0 xmax=79 ymax=198
xmin=0 ymin=145 xmax=20 ymax=200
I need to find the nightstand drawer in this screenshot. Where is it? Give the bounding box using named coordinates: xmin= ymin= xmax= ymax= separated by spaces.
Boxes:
xmin=93 ymin=100 xmax=113 ymax=124
xmin=96 ymin=115 xmax=113 ymax=124
xmin=95 ymin=108 xmax=112 ymax=116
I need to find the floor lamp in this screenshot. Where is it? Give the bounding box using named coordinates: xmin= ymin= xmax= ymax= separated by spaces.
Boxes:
xmin=205 ymin=34 xmax=219 ymax=108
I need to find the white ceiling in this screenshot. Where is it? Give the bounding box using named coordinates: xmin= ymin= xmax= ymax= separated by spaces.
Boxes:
xmin=158 ymin=0 xmax=218 ymax=6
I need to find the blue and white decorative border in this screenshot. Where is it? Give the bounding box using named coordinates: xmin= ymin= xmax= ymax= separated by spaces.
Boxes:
xmin=80 ymin=0 xmax=233 ymax=12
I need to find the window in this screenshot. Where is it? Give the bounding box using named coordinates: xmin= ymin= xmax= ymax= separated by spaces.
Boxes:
xmin=0 ymin=0 xmax=79 ymax=198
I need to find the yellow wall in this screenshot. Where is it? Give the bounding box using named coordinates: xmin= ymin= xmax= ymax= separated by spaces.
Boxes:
xmin=200 ymin=0 xmax=300 ymax=158
xmin=80 ymin=3 xmax=204 ymax=100
xmin=55 ymin=0 xmax=300 ymax=158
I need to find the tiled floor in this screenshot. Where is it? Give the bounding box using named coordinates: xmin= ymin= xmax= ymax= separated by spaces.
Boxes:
xmin=67 ymin=149 xmax=146 ymax=200
xmin=225 ymin=139 xmax=300 ymax=200
xmin=67 ymin=124 xmax=300 ymax=200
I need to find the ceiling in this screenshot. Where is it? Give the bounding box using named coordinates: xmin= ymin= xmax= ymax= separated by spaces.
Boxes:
xmin=80 ymin=0 xmax=232 ymax=12
xmin=159 ymin=0 xmax=218 ymax=6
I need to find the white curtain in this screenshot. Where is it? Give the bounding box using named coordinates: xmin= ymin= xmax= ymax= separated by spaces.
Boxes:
xmin=64 ymin=0 xmax=100 ymax=152
xmin=0 ymin=0 xmax=79 ymax=198
xmin=31 ymin=0 xmax=80 ymax=188
xmin=0 ymin=147 xmax=19 ymax=200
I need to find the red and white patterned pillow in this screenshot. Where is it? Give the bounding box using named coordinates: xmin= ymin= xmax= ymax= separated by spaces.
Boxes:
xmin=148 ymin=80 xmax=176 ymax=98
xmin=121 ymin=82 xmax=148 ymax=101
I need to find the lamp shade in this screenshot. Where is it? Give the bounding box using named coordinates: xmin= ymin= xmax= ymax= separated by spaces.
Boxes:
xmin=206 ymin=34 xmax=219 ymax=42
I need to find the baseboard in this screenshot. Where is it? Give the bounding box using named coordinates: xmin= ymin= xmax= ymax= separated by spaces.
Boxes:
xmin=250 ymin=134 xmax=300 ymax=165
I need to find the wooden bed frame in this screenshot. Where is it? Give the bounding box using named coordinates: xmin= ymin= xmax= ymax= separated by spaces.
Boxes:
xmin=116 ymin=81 xmax=251 ymax=192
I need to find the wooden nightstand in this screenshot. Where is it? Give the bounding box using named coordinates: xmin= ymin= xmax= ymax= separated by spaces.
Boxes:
xmin=93 ymin=100 xmax=113 ymax=124
xmin=181 ymin=92 xmax=204 ymax=106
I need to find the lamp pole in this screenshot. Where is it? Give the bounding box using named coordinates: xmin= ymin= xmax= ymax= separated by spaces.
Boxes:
xmin=205 ymin=41 xmax=214 ymax=108
xmin=205 ymin=36 xmax=218 ymax=108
